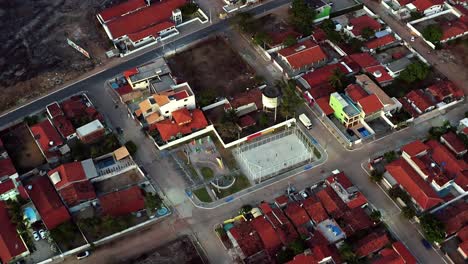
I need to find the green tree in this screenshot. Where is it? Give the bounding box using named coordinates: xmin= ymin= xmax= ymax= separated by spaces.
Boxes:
xmin=259 ymin=113 xmax=268 ymax=127
xmin=420 ymin=214 xmax=445 ymax=243
xmin=180 ymin=2 xmax=199 ymax=16
xmin=290 ymin=0 xmax=316 ymax=34
xmin=253 ymin=32 xmax=272 ymax=47
xmin=402 ymin=206 xmax=416 ymax=219
xmin=279 ymin=81 xmax=302 ymax=118
xmin=283 ymin=35 xmax=298 ymax=47
xmin=370 ymin=170 xmax=383 ymax=182
xmin=361 ymin=27 xmax=376 ymax=40
xmin=24 ymin=115 xmax=39 ymax=126
xmin=410 ymin=11 xmax=423 ymax=20
xmin=328 ymin=68 xmax=345 ymax=91
xmin=145 ymin=193 xmax=163 ymax=212
xmin=339 ymin=242 xmax=359 ymax=264
xmin=222 ymin=109 xmax=239 ymax=124
xmin=422 ymin=24 xmax=443 ymax=44
xmin=398 ymin=62 xmax=429 ymax=83
xmin=232 ymin=13 xmax=255 ymax=34
xmin=288 ymin=238 xmax=307 ymax=255
xmin=349 ymin=38 xmax=363 ymax=52
xmin=124 ymin=140 xmax=138 ymax=155
xmin=370 ymin=210 xmax=382 ymax=222
xmin=277 ymin=248 xmax=295 ymax=263
xmin=383 ymin=151 xmax=397 ymax=163
xmin=239 ymin=204 xmax=253 ymax=215
xmin=320 ymin=19 xmax=336 ymax=32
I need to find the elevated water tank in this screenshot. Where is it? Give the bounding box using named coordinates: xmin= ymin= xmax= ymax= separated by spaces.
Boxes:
xmin=262 ymin=86 xmax=280 ymax=109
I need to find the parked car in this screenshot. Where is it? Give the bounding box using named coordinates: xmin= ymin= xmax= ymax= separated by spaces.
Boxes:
xmin=39 ymin=229 xmax=47 ymax=239
xmin=116 ymin=127 xmax=124 ymax=134
xmin=32 ymin=231 xmax=40 ymax=241
xmin=299 ymin=191 xmax=309 ymax=199
xmin=421 ymin=239 xmax=432 ymax=249
xmin=411 ymin=36 xmax=415 ymax=42
xmin=77 ymin=251 xmax=90 ymax=260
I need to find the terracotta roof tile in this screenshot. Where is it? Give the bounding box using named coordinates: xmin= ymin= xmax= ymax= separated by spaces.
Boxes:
xmin=441 ymin=131 xmax=466 ymax=154
xmin=0 ymin=201 xmax=28 ymax=262
xmin=366 ymin=35 xmax=397 ymax=50
xmin=349 ymin=53 xmax=380 ymax=69
xmin=358 ymin=94 xmax=384 ymax=114
xmin=345 ymin=84 xmax=368 ymax=102
xmin=349 ymin=15 xmax=381 ymax=36
xmin=302 ymin=197 xmax=328 ymax=224
xmin=278 ymin=40 xmax=327 ymax=70
xmin=355 ymin=232 xmax=390 ymax=257
xmin=99 ymin=186 xmax=145 ymax=216
xmin=401 ymin=140 xmax=429 ymax=157
xmin=251 ymin=217 xmax=283 ymax=255
xmin=98 ymin=0 xmax=147 ymax=22
xmin=0 ymin=158 xmax=17 ymax=178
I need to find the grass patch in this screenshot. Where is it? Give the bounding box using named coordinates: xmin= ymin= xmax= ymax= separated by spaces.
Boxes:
xmin=216 ymin=174 xmax=251 ymax=198
xmin=200 ymin=167 xmax=214 ymax=180
xmin=193 ymin=187 xmax=213 ymax=202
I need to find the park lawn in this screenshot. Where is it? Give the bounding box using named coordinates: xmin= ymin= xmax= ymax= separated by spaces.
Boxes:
xmin=194 ymin=187 xmax=213 ymax=202
xmin=216 ymin=174 xmax=251 ymax=198
xmin=200 ymin=167 xmax=214 ymax=180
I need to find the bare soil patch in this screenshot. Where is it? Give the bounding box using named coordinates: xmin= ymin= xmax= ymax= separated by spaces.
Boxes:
xmin=167 ymin=37 xmax=258 ymax=106
xmin=0 ymin=0 xmax=111 ymax=113
xmin=0 ymin=123 xmax=45 ymax=173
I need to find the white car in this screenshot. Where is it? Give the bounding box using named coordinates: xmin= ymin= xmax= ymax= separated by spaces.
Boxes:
xmin=39 ymin=229 xmax=47 ymax=239
xmin=76 ymin=251 xmax=90 ymax=260
xmin=32 ymin=231 xmax=40 ymax=241
xmin=411 ymin=36 xmax=415 ymax=42
xmin=299 ymin=191 xmax=309 ymax=199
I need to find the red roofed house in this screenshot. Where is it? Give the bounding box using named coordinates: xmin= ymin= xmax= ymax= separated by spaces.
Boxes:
xmin=0 ymin=179 xmax=20 ymax=201
xmin=441 ymin=131 xmax=467 ymax=156
xmin=316 ymin=186 xmax=348 ymax=218
xmin=99 ymin=186 xmax=145 ymax=216
xmin=0 ymin=158 xmax=17 ymax=180
xmin=0 ymin=201 xmax=29 ymax=263
xmin=277 ymin=40 xmax=327 ymax=74
xmin=52 ymin=115 xmax=76 ymax=140
xmin=30 ymin=119 xmax=65 ymax=163
xmin=327 ymin=172 xmax=369 ymax=209
xmin=358 ymin=94 xmax=384 ymax=120
xmin=97 ymin=0 xmax=184 ymax=50
xmin=284 ymin=203 xmax=312 ymax=237
xmin=345 ymin=84 xmax=368 ymax=103
xmin=457 ymin=225 xmax=468 ymax=260
xmin=46 ymin=102 xmax=64 ymax=119
xmin=339 ymin=207 xmax=373 ymax=236
xmin=251 ymin=217 xmax=283 ymax=256
xmin=426 ymin=81 xmax=464 ymax=103
xmin=439 ymin=16 xmax=468 ymax=43
xmin=48 ymin=162 xmax=96 ymax=208
xmin=365 ymin=65 xmax=394 ymax=86
xmin=435 ymin=201 xmax=468 ymax=236
xmin=302 ymin=197 xmax=329 ymax=224
xmin=355 ymin=232 xmax=390 ymax=257
xmin=349 ymin=53 xmax=380 ymax=69
xmin=366 ymin=34 xmax=397 ymax=50
xmin=26 ymin=176 xmax=71 ymax=230
xmin=408 ymin=0 xmax=444 ymax=15
xmin=153 ymin=109 xmax=209 ymax=143
xmin=404 ymin=89 xmax=435 ymax=115
xmin=227 ymin=221 xmax=264 ymax=259
xmin=346 ymin=15 xmax=382 ymax=38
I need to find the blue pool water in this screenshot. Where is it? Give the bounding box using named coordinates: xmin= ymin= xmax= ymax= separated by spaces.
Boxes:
xmin=357 ymin=127 xmax=371 ymax=137
xmin=326 ymin=224 xmax=342 ymax=236
xmin=156 ymin=207 xmax=169 ymax=216
xmin=24 ymin=207 xmax=38 ymax=223
xmin=95 ymin=156 xmax=116 ymax=169
xmin=110 ymin=82 xmax=119 ymax=89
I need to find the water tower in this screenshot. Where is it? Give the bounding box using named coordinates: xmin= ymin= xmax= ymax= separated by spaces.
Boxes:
xmin=262 ymin=86 xmax=280 ymax=122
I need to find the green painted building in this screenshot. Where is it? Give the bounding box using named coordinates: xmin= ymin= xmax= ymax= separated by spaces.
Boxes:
xmin=305 ymin=0 xmax=332 ymax=23
xmin=329 ymin=92 xmax=361 ymax=128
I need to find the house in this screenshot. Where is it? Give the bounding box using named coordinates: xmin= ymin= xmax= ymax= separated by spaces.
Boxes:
xmin=345 ymin=15 xmax=382 ymax=38
xmin=153 ymin=108 xmax=209 ymax=143
xmin=357 ymin=94 xmax=384 ymax=120
xmin=302 ymin=197 xmax=328 ymax=224
xmin=315 ymin=186 xmax=348 ymax=218
xmin=0 ymin=201 xmax=29 ymax=263
xmin=274 ymin=195 xmax=289 ymax=208
xmin=439 ymin=16 xmax=468 ymax=43
xmin=61 ymin=96 xmax=103 ymax=123
xmin=364 ymin=65 xmax=394 ymax=86
xmin=99 ymin=186 xmax=145 ymax=216
xmin=440 ymin=131 xmax=467 ymax=156
xmin=426 ymin=81 xmax=464 ymax=103
xmin=329 ymin=92 xmax=361 ymax=128
xmin=277 ymin=40 xmax=327 ymax=74
xmin=457 ymin=226 xmax=468 ymax=260
xmin=250 ymin=217 xmax=283 ymax=256
xmin=385 ymin=57 xmax=412 ymax=77
xmin=124 ymin=58 xmax=172 ymax=90
xmin=305 ymin=0 xmax=332 ymax=22
xmin=30 ymin=119 xmax=65 ymax=162
xmin=349 ymin=53 xmax=380 ymax=69
xmin=435 ymin=201 xmax=468 ymax=236
xmin=26 ymin=176 xmax=71 ymax=230
xmin=266 ymin=208 xmax=299 ymax=245
xmin=0 ymin=156 xmax=17 ymax=180
xmin=97 ymin=0 xmax=185 ymax=50
xmin=52 ymin=115 xmax=76 ymax=140
xmin=316 ymin=218 xmax=346 ymax=243
xmin=326 ymin=172 xmax=368 ymax=209
xmin=228 ymin=88 xmax=263 ymax=117
xmin=283 ymin=203 xmax=312 ymax=237
xmin=46 ymin=102 xmax=64 ymax=119
xmin=76 ymin=119 xmax=106 ymax=144
xmin=227 ymin=221 xmax=264 ymax=259
xmin=405 ymin=89 xmax=435 ymax=114
xmin=373 ymin=242 xmax=417 ymax=264
xmin=407 ymin=0 xmax=444 ymax=15
xmin=339 ymin=207 xmax=373 ymax=236
xmin=355 ymin=232 xmax=390 ymax=257
xmin=366 ymin=34 xmax=397 ymax=51
xmin=0 ymin=179 xmax=19 ymax=201
xmin=48 ymin=162 xmax=97 ymax=208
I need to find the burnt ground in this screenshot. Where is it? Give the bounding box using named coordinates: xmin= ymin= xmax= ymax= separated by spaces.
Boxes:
xmin=167 ymin=37 xmax=258 ymax=106
xmin=0 ymin=0 xmax=112 ymax=113
xmin=122 ymin=236 xmax=205 ymax=264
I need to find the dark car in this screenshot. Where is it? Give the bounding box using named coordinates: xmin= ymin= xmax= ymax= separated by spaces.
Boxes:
xmin=116 ymin=127 xmax=124 ymax=135
xmin=421 ymin=239 xmax=432 ymax=249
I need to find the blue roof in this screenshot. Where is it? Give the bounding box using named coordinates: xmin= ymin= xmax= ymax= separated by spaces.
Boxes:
xmin=375 ymin=30 xmax=390 ymax=38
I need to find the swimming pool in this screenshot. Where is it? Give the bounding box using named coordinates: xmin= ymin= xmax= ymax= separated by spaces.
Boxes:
xmin=357 ymin=127 xmax=371 ymax=137
xmin=95 ymin=156 xmax=116 ymax=169
xmin=24 ymin=207 xmax=38 ymax=223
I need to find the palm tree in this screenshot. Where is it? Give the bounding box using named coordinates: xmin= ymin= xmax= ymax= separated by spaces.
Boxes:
xmin=328 ymin=68 xmax=345 ymax=91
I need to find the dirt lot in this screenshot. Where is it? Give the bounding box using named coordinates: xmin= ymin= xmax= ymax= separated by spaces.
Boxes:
xmin=122 ymin=236 xmax=205 ymax=264
xmin=444 ymin=40 xmax=468 ymax=68
xmin=167 ymin=37 xmax=258 ymax=106
xmin=0 ymin=123 xmax=45 ymax=173
xmin=0 ymin=0 xmax=112 ymax=113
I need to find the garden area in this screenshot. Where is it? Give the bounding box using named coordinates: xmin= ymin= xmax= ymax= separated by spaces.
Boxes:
xmin=70 ymin=133 xmax=121 ymax=160
xmin=193 ymin=187 xmax=212 ymax=203
xmin=77 ymin=214 xmax=142 ymax=242
xmin=213 ymin=174 xmax=251 ymax=198
xmin=50 ymin=221 xmax=87 ymax=251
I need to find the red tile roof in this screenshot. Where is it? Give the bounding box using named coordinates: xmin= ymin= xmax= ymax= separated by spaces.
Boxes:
xmin=316 ymin=187 xmax=347 ymax=218
xmin=302 ymin=63 xmax=345 ymax=89
xmin=98 ymin=0 xmax=147 ymax=22
xmin=251 ymin=217 xmax=283 ymax=255
xmin=349 ymin=15 xmax=381 ymax=36
xmin=458 ymin=225 xmax=468 ymax=241
xmin=0 ymin=201 xmax=28 ymax=263
xmin=105 ymin=0 xmax=186 ymax=40
xmin=385 ymin=158 xmax=443 ymax=210
xmin=278 ymin=40 xmax=327 ymax=70
xmin=270 ymin=208 xmax=299 ymax=245
xmin=397 ymin=0 xmax=415 ymax=5
xmin=238 ymin=115 xmax=256 ymax=129
xmin=275 ymin=195 xmax=289 ymax=207
xmin=326 ymin=172 xmax=353 ymax=188
xmin=358 ymin=94 xmax=384 ymax=115
xmin=435 ymin=202 xmax=468 ymax=235
xmin=312 ymin=28 xmax=327 ymax=43
xmin=99 ymin=186 xmax=145 ymax=216
xmin=366 ymin=35 xmax=397 ymax=50
xmin=406 ymin=90 xmax=434 ymax=112
xmin=230 ymin=88 xmax=263 ymax=109
xmin=284 ymin=203 xmax=310 ymax=228
xmin=46 ymin=102 xmax=63 ymax=118
xmin=127 ymin=21 xmax=175 ymax=42
xmin=355 ymin=232 xmax=390 ymax=257
xmin=172 ymin=108 xmax=192 ymax=125
xmin=347 ymin=192 xmax=368 ymax=209
xmin=115 ymin=84 xmax=133 ymax=96
xmin=154 ymin=109 xmax=208 ymax=141
xmin=26 ymin=176 xmax=71 ymax=230
xmin=441 ymin=131 xmax=466 ymax=154
xmin=426 ymin=81 xmax=464 ymax=102
xmin=365 ymin=65 xmax=394 ymax=84
xmin=268 ymin=28 xmax=302 ymax=46
xmin=52 ymin=115 xmax=75 ymax=139
xmin=315 ymin=96 xmax=335 ymax=116
xmin=392 ymin=242 xmax=417 ymax=264
xmin=346 ymin=84 xmax=368 ymax=102
xmin=349 ymin=53 xmax=380 ymax=69
xmin=426 ymin=140 xmax=468 ymax=182
xmin=228 ymin=221 xmax=264 ymax=258
xmin=61 ymin=96 xmax=103 ymax=122
xmin=340 ymin=207 xmax=373 ymax=236
xmin=0 ymin=179 xmax=15 ymax=195
xmin=401 ymin=140 xmax=429 ymax=157
xmin=372 ymin=248 xmax=404 ymax=264
xmin=48 ymin=162 xmax=96 ymax=207
xmin=302 ymin=197 xmax=328 ymax=224
xmin=412 ymin=0 xmax=443 ymax=12
xmin=258 ymin=202 xmax=273 ymax=214
xmin=0 ymin=158 xmax=16 ymax=178
xmin=459 ymin=240 xmax=468 ymax=256
xmin=30 ymin=119 xmax=63 ymax=159
xmin=286 ymin=253 xmax=317 ymax=264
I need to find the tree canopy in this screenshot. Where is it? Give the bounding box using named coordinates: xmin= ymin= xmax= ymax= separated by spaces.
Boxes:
xmin=290 ymin=0 xmax=316 ymax=34
xmin=398 ymin=62 xmax=429 ymax=83
xmin=422 ymin=24 xmax=443 ymax=44
xmin=420 ymin=214 xmax=445 ymax=243
xmin=283 ymin=35 xmax=298 ymax=47
xmin=279 ymin=81 xmax=302 ymax=118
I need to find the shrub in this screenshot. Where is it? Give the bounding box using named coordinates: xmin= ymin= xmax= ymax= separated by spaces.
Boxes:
xmin=402 ymin=206 xmax=416 ymax=219
xmin=370 ymin=170 xmax=383 ymax=182
xmin=420 ymin=214 xmax=445 ymax=243
xmin=180 ymin=3 xmax=199 ymax=17
xmin=125 ymin=140 xmax=138 ymax=155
